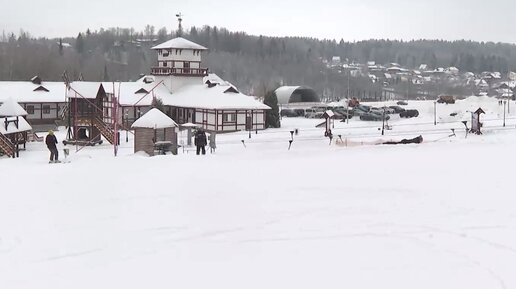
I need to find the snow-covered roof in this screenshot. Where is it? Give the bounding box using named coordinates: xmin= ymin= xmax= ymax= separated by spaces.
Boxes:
xmin=131 ymin=108 xmax=178 ymax=129
xmin=324 ymin=110 xmax=335 ymax=118
xmin=0 ymin=116 xmax=32 ymax=134
xmin=162 ymin=83 xmax=270 ymax=110
xmin=67 ymin=82 xmax=102 ymax=99
xmin=0 ymin=97 xmax=28 ymax=117
xmin=203 ymin=73 xmax=226 ymax=85
xmin=0 ymin=81 xmax=66 ymax=103
xmin=152 ymin=37 xmax=207 ymax=50
xmin=67 ymin=81 xmax=172 ymax=106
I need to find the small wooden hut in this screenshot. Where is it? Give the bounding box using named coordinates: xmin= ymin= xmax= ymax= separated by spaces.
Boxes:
xmin=131 ymin=108 xmax=178 ymax=156
xmin=0 ymin=97 xmax=32 ymax=158
xmin=471 ymin=108 xmax=485 ymax=135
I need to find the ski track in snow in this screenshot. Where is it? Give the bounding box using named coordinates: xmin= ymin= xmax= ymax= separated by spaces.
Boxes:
xmin=2 ymin=98 xmax=516 ymax=288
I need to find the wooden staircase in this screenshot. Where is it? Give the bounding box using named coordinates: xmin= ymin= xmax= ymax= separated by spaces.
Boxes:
xmin=92 ymin=117 xmax=116 ymax=145
xmin=0 ymin=133 xmax=14 ymax=158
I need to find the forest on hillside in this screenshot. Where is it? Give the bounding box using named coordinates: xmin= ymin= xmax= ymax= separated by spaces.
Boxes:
xmin=1 ymin=26 xmax=516 ymax=97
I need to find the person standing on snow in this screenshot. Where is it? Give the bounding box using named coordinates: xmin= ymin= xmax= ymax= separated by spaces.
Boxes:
xmin=194 ymin=129 xmax=207 ymax=155
xmin=45 ymin=130 xmax=60 ymax=163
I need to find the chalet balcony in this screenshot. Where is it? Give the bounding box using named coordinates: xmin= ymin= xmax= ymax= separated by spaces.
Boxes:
xmin=151 ymin=67 xmax=209 ymax=77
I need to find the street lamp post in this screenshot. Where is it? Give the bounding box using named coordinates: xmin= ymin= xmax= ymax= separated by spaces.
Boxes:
xmin=381 ymin=107 xmax=386 ymax=136
xmin=434 ymin=101 xmax=437 ymax=126
xmin=503 ymin=100 xmax=507 ymax=127
xmin=125 ymin=113 xmax=129 ymax=142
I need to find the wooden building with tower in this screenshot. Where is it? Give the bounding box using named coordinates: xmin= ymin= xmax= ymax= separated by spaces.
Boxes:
xmin=149 ymin=37 xmax=270 ymax=132
xmin=65 ymin=37 xmax=270 ymax=138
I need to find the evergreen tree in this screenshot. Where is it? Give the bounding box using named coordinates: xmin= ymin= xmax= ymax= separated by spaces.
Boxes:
xmin=103 ymin=64 xmax=109 ymax=81
xmin=263 ymin=90 xmax=280 ymax=128
xmin=152 ymin=97 xmax=165 ymax=112
xmin=75 ymin=33 xmax=84 ymax=54
xmin=58 ymin=38 xmax=64 ymax=56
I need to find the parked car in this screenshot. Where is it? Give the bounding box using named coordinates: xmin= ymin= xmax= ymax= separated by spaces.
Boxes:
xmin=360 ymin=112 xmax=391 ymax=121
xmin=356 ymin=104 xmax=371 ymax=112
xmin=397 ymin=101 xmax=408 ymax=106
xmin=313 ymin=105 xmax=330 ymax=112
xmin=437 ymin=95 xmax=456 ymax=104
xmin=293 ymin=108 xmax=306 ymax=117
xmin=400 ymin=109 xmax=420 ymax=118
xmin=334 ymin=108 xmax=353 ymax=119
xmin=389 ymin=106 xmax=406 ymax=113
xmin=370 ymin=107 xmax=395 ymax=115
xmin=280 ymin=109 xmax=298 ymax=117
xmin=382 ymin=107 xmax=396 ymax=114
xmin=305 ymin=111 xmax=324 ymax=119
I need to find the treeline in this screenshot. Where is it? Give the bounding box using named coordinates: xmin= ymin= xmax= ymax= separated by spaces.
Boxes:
xmin=1 ymin=26 xmax=515 ymax=97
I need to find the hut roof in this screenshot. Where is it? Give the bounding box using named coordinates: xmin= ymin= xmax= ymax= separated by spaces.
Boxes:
xmin=0 ymin=97 xmax=28 ymax=117
xmin=151 ymin=37 xmax=207 ymax=50
xmin=0 ymin=116 xmax=32 ymax=134
xmin=131 ymin=108 xmax=178 ymax=129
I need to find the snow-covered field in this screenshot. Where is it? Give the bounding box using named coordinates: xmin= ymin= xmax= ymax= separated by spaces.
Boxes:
xmin=2 ymin=97 xmax=516 ymax=289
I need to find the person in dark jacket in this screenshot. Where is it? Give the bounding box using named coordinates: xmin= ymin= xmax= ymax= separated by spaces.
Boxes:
xmin=194 ymin=129 xmax=207 ymax=155
xmin=45 ymin=130 xmax=60 ymax=163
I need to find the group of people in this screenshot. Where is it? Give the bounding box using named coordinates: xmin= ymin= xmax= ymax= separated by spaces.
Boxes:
xmin=193 ymin=129 xmax=217 ymax=155
xmin=44 ymin=128 xmax=213 ymax=161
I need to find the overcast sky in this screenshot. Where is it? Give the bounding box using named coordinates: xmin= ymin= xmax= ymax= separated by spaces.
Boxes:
xmin=2 ymin=0 xmax=516 ymax=43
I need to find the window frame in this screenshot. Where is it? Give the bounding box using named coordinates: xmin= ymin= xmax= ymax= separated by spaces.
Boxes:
xmin=42 ymin=105 xmax=51 ymax=114
xmin=223 ymin=112 xmax=236 ymax=123
xmin=26 ymin=105 xmax=35 ymax=114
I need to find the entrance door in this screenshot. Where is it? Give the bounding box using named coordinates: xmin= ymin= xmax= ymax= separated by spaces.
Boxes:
xmin=246 ymin=111 xmax=253 ymax=131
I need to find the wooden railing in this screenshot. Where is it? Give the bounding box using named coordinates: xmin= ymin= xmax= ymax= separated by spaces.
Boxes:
xmin=92 ymin=117 xmax=115 ymax=145
xmin=0 ymin=133 xmax=14 ymax=157
xmin=151 ymin=67 xmax=208 ymax=76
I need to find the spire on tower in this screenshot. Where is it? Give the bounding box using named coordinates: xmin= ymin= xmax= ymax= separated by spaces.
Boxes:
xmin=176 ymin=13 xmax=184 ymax=37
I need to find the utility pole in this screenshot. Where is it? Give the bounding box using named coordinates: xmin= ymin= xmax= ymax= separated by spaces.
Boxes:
xmin=347 ymin=71 xmax=350 ymax=124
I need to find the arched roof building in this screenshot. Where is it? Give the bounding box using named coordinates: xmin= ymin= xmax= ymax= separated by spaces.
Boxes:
xmin=275 ymin=86 xmax=320 ymax=105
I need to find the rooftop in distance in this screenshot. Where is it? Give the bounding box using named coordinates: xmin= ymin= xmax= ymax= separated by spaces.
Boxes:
xmin=151 ymin=37 xmax=208 ymax=50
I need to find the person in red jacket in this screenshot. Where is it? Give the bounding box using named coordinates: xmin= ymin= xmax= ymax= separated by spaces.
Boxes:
xmin=45 ymin=130 xmax=60 ymax=163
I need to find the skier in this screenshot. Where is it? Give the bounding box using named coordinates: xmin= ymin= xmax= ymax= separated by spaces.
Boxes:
xmin=46 ymin=130 xmax=60 ymax=163
xmin=194 ymin=129 xmax=207 ymax=155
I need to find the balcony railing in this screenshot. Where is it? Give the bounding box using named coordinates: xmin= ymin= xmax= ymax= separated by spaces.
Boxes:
xmin=151 ymin=67 xmax=208 ymax=76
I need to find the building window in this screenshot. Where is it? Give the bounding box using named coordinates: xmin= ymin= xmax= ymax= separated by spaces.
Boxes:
xmin=223 ymin=113 xmax=236 ymax=123
xmin=26 ymin=105 xmax=35 ymax=114
xmin=42 ymin=105 xmax=51 ymax=114
xmin=163 ymin=61 xmax=167 ymax=67
xmin=162 ymin=50 xmax=169 ymax=57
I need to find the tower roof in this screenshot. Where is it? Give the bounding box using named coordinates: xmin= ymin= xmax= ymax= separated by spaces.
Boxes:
xmin=0 ymin=97 xmax=28 ymax=117
xmin=151 ymin=37 xmax=207 ymax=50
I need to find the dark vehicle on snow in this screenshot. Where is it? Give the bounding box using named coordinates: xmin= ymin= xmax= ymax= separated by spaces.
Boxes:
xmin=400 ymin=109 xmax=419 ymax=118
xmin=360 ymin=112 xmax=391 ymax=121
xmin=389 ymin=106 xmax=406 ymax=113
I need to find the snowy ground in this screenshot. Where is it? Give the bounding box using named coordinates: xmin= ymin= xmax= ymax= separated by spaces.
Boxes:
xmin=2 ymin=97 xmax=516 ymax=289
